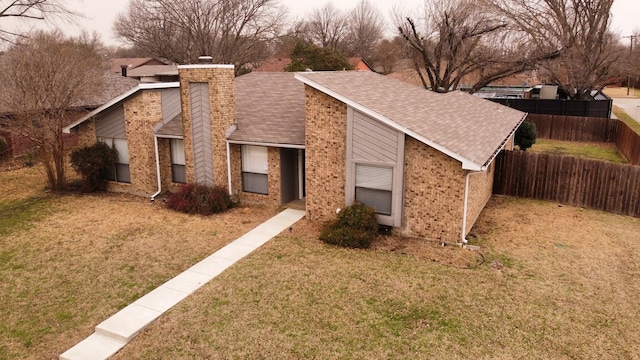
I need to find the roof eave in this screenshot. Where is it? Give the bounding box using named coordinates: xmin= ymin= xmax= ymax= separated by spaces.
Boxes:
xmin=62 ymin=82 xmax=180 ymax=134
xmin=294 ymin=73 xmax=484 ymax=171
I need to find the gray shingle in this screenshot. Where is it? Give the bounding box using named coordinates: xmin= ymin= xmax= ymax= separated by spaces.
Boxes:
xmin=229 ymin=72 xmax=305 ymax=146
xmin=296 ymin=71 xmax=525 ymax=167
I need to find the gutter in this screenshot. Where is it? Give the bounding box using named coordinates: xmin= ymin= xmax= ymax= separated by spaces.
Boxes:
xmin=226 ymin=140 xmax=233 ymax=195
xmin=461 ymin=170 xmax=485 ymax=244
xmin=150 ymin=134 xmax=162 ymax=201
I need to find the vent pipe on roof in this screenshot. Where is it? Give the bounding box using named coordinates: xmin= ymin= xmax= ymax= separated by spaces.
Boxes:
xmin=198 ymin=55 xmax=213 ymax=64
xmin=120 ymin=65 xmax=128 ymax=77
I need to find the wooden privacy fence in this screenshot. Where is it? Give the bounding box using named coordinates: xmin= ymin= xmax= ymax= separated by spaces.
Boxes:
xmin=526 ymin=114 xmax=619 ymax=142
xmin=616 ymin=121 xmax=640 ymax=165
xmin=493 ymin=151 xmax=640 ymax=217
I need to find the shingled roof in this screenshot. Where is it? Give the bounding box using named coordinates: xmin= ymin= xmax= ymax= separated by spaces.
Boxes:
xmin=295 ymin=71 xmax=526 ymax=170
xmin=229 ymin=72 xmax=305 ymax=146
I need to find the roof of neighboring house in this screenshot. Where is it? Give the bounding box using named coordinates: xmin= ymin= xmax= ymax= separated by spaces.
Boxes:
xmin=108 ymin=58 xmax=169 ymax=73
xmin=348 ymin=57 xmax=373 ymax=71
xmin=254 ymin=57 xmax=372 ymax=73
xmin=229 ymin=72 xmax=305 ymax=146
xmin=72 ymin=71 xmax=140 ymax=109
xmin=0 ymin=70 xmax=139 ymax=116
xmin=254 ymin=57 xmax=291 ymax=72
xmin=126 ymin=64 xmax=179 ymax=78
xmin=296 ymin=71 xmax=526 ymax=170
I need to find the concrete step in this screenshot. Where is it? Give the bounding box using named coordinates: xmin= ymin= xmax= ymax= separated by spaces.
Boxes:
xmin=59 ymin=333 xmax=126 ymax=360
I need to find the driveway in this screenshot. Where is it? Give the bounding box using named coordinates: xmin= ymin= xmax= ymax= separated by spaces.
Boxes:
xmin=612 ymin=98 xmax=640 ymax=124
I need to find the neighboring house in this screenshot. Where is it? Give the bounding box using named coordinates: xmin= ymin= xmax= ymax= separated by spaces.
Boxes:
xmin=125 ymin=65 xmax=179 ymax=83
xmin=64 ymin=62 xmax=525 ymax=243
xmin=0 ymin=71 xmax=139 ymax=158
xmin=108 ymin=58 xmax=169 ymax=76
xmin=254 ymin=57 xmax=373 ymax=72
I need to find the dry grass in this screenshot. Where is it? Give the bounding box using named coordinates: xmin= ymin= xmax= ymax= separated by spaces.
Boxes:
xmin=4 ymin=162 xmax=640 ymax=359
xmin=0 ymin=163 xmax=278 ymax=360
xmin=530 ymin=139 xmax=628 ymax=163
xmin=113 ymin=197 xmax=640 ymax=359
xmin=602 ymin=86 xmax=640 ymax=98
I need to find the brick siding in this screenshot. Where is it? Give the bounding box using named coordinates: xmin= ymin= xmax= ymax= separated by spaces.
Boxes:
xmin=402 ymin=136 xmax=466 ymax=242
xmin=120 ymin=90 xmax=164 ymax=196
xmin=304 ymin=86 xmax=348 ymax=223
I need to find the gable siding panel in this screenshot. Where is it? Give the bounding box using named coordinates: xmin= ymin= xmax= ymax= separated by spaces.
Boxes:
xmin=95 ymin=105 xmax=126 ymax=139
xmin=352 ymin=111 xmax=398 ymax=163
xmin=161 ymin=88 xmax=181 ymax=123
xmin=190 ymin=83 xmax=214 ymax=186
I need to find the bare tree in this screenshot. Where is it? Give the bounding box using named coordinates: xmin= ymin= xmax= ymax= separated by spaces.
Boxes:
xmin=305 ymin=3 xmax=349 ymax=52
xmin=485 ymin=0 xmax=622 ymax=99
xmin=372 ymin=37 xmax=406 ymax=74
xmin=344 ymin=0 xmax=384 ymax=59
xmin=397 ymin=0 xmax=581 ymax=93
xmin=0 ymin=31 xmax=103 ymax=189
xmin=114 ymin=0 xmax=285 ymax=71
xmin=0 ymin=0 xmax=75 ymax=43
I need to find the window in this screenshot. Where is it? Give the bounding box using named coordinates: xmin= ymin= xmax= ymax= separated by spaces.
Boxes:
xmin=98 ymin=137 xmax=130 ymax=183
xmin=170 ymin=139 xmax=186 ymax=183
xmin=355 ymin=164 xmax=393 ymax=215
xmin=242 ymin=145 xmax=268 ymax=194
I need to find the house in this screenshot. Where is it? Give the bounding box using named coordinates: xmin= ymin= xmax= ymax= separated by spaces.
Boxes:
xmin=108 ymin=58 xmax=169 ymax=76
xmin=63 ymin=60 xmax=525 ymax=243
xmin=125 ymin=64 xmax=179 ymax=83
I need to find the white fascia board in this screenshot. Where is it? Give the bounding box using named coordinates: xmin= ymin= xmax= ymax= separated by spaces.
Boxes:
xmin=482 ymin=112 xmax=528 ymax=168
xmin=177 ymin=64 xmax=235 ymax=70
xmin=294 ymin=73 xmax=484 ymax=171
xmin=154 ymin=134 xmax=184 ymax=139
xmin=62 ymin=82 xmax=180 ymax=134
xmin=227 ymin=139 xmax=305 ymax=149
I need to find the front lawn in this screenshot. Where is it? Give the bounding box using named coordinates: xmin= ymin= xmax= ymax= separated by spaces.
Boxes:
xmin=0 ymin=165 xmax=277 ymax=360
xmin=112 ymin=197 xmax=640 ymax=359
xmin=3 ymin=164 xmax=640 ymax=359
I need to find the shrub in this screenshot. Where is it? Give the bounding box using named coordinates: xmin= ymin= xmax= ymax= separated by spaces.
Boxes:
xmin=166 ymin=183 xmax=233 ymax=215
xmin=515 ymin=120 xmax=537 ymax=151
xmin=70 ymin=142 xmax=117 ymax=192
xmin=319 ymin=203 xmax=378 ymax=249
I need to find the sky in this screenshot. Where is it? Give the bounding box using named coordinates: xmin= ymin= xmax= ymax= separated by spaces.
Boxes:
xmin=4 ymin=0 xmax=639 ymax=47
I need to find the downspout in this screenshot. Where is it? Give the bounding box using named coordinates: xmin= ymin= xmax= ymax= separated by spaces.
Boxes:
xmin=150 ymin=135 xmax=162 ymax=201
xmin=226 ymin=140 xmax=232 ymax=195
xmin=461 ymin=170 xmax=485 ymax=244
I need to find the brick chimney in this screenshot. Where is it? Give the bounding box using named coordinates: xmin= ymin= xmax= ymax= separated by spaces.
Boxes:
xmin=177 ymin=60 xmax=236 ymax=187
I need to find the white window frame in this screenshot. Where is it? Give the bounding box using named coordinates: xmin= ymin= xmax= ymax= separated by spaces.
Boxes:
xmin=241 ymin=145 xmax=269 ymax=195
xmin=170 ymin=138 xmax=186 ymax=183
xmin=98 ymin=137 xmax=130 ymax=183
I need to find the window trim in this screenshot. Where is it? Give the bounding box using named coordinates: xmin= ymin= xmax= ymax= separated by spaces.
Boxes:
xmin=345 ymin=108 xmax=405 ymax=227
xmin=98 ymin=137 xmax=131 ymax=184
xmin=170 ymin=138 xmax=186 ymax=183
xmin=241 ymin=145 xmax=269 ymax=195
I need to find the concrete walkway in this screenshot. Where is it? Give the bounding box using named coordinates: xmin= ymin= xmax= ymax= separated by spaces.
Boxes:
xmin=60 ymin=208 xmax=306 ymax=360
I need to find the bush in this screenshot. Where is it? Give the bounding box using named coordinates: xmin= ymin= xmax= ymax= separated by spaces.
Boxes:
xmin=319 ymin=203 xmax=378 ymax=249
xmin=515 ymin=120 xmax=537 ymax=151
xmin=70 ymin=142 xmax=117 ymax=192
xmin=166 ymin=183 xmax=233 ymax=216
